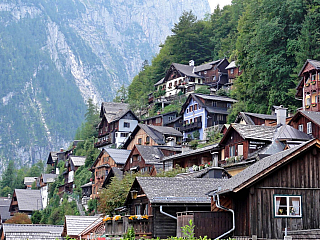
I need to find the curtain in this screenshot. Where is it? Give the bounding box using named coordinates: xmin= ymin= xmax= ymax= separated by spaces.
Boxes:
xmin=275 ymin=198 xmax=281 ymax=215
xmin=292 ymin=199 xmax=300 ymax=216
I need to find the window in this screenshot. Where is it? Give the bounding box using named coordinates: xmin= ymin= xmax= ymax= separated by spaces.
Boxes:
xmin=138 ymin=156 xmax=141 ymax=161
xmin=135 ymin=205 xmax=141 ymax=215
xmin=204 ymin=71 xmax=207 ymax=74
xmin=212 ymin=101 xmax=217 ymax=107
xmin=143 ymin=204 xmax=148 ymax=215
xmin=186 ymin=109 xmax=189 ymax=113
xmin=190 ymin=118 xmax=193 ymax=123
xmin=307 ymin=122 xmax=312 ymax=134
xmin=138 ymin=138 xmax=142 ymax=144
xmin=194 ymin=104 xmax=198 ymax=110
xmin=168 ymin=116 xmax=174 ymax=121
xmin=130 ymin=157 xmax=133 ymax=163
xmin=189 ymin=106 xmax=193 ymax=112
xmin=274 ymin=195 xmax=301 ymax=217
xmin=156 ymin=117 xmax=161 ymax=124
xmin=121 ymin=132 xmax=128 ymax=138
xmin=227 ymin=103 xmax=232 ymax=109
xmin=238 ymin=144 xmax=243 ymax=156
xmin=230 ymin=69 xmax=234 ymax=74
xmin=146 ymin=136 xmax=150 ymax=143
xmin=229 ymin=145 xmax=235 ymax=157
xmin=124 ymin=122 xmax=130 ymax=128
xmin=298 ymin=124 xmax=303 ymax=132
xmin=213 ymin=76 xmax=216 ymax=81
xmin=312 ymin=74 xmax=316 ymax=81
xmin=174 ymin=81 xmax=177 ymax=86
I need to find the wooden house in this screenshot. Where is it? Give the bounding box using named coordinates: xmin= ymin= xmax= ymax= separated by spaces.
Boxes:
xmin=94 ymin=102 xmax=139 ymax=148
xmin=296 ymin=59 xmax=320 ymax=111
xmin=123 ymin=177 xmax=226 ymax=238
xmin=142 ymin=111 xmax=178 ymax=127
xmin=9 ymin=189 xmax=42 ymax=216
xmin=123 ymin=145 xmax=164 ymax=175
xmin=90 ymin=148 xmax=130 ymax=199
xmin=58 ymin=156 xmax=86 ymax=196
xmin=289 ymin=110 xmax=320 ymax=139
xmin=161 ymin=144 xmax=220 ymax=171
xmin=78 ymin=217 xmax=104 ymax=239
xmin=122 ymin=124 xmax=182 ymax=150
xmin=1 ymin=224 xmax=64 ymax=240
xmin=208 ymin=139 xmax=320 ymax=239
xmin=234 ymin=112 xmax=277 ymax=126
xmin=180 ymin=93 xmax=237 ymax=141
xmin=62 ymin=215 xmax=101 ymax=239
xmin=224 ymin=61 xmax=242 ymax=90
xmin=38 ymin=173 xmax=58 ymax=209
xmin=24 ymin=177 xmax=37 ymax=189
xmin=102 ymin=167 xmax=124 ymax=188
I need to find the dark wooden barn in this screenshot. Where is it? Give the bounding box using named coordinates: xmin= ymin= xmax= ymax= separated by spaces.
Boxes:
xmin=209 ymin=139 xmax=320 ymax=239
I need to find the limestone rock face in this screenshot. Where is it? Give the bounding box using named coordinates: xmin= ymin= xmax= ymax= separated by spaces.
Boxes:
xmin=0 ymin=0 xmax=209 ymax=168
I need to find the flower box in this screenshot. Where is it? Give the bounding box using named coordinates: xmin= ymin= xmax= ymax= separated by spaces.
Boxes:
xmin=305 ymin=83 xmax=310 ymax=87
xmin=305 ymin=105 xmax=310 ymax=109
xmin=312 ymin=103 xmax=317 ymax=107
xmin=311 ymin=81 xmax=316 ymax=85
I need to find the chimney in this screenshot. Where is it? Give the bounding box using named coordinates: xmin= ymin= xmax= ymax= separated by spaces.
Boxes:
xmin=7 ymin=194 xmax=11 ymax=199
xmin=274 ymin=105 xmax=287 ymax=126
xmin=189 ymin=60 xmax=194 ymax=67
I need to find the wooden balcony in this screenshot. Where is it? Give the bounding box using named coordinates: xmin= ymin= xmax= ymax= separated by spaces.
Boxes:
xmin=180 ymin=122 xmax=202 ymax=132
xmin=94 ymin=136 xmax=111 ymax=148
xmin=105 ymin=215 xmax=153 ymax=238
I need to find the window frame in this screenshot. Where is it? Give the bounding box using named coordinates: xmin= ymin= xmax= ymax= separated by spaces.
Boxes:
xmin=274 ymin=195 xmax=302 ymax=218
xmin=298 ymin=124 xmax=303 ymax=132
xmin=307 ymin=122 xmax=312 ymax=134
xmin=124 ymin=122 xmax=130 ymax=128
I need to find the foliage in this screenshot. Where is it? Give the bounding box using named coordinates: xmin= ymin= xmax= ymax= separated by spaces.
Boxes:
xmin=194 ymin=86 xmax=210 ymax=94
xmin=181 ymin=219 xmax=195 ymax=239
xmin=31 ymin=210 xmax=42 ymax=224
xmin=193 ymin=130 xmax=200 ymax=139
xmin=123 ymin=226 xmax=135 ymax=240
xmin=87 ymin=198 xmax=98 ymax=215
xmin=5 ymin=213 xmax=32 ymax=224
xmin=189 ymin=140 xmax=199 ymax=150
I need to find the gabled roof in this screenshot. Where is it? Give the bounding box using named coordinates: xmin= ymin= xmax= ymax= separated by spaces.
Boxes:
xmin=154 ymin=77 xmax=165 ymax=86
xmin=220 ymin=123 xmax=276 ymax=145
xmin=273 ymin=125 xmax=312 ymax=141
xmin=225 ymin=60 xmax=237 ymax=70
xmin=41 ymin=173 xmax=58 ymax=183
xmin=135 ymin=145 xmax=164 ymax=164
xmin=12 ymin=189 xmax=42 ymax=211
xmin=2 ymin=224 xmax=64 ymax=239
xmin=193 ymin=59 xmax=223 ymax=72
xmin=180 ymin=93 xmax=237 ymax=115
xmin=235 ymin=112 xmax=277 ymax=125
xmin=102 ymin=167 xmax=124 ymax=188
xmin=24 ymin=177 xmax=37 ymax=185
xmin=0 ymin=197 xmax=11 ymax=222
xmin=69 ymin=155 xmax=86 ymax=167
xmin=100 ymin=102 xmax=130 ymax=122
xmin=47 ymin=151 xmax=58 ymax=165
xmin=210 ymin=139 xmax=316 ymax=195
xmin=298 ymin=59 xmax=320 ymax=77
xmin=290 ymin=110 xmax=320 ymax=127
xmin=62 ymin=215 xmax=101 ymax=237
xmin=161 ymin=144 xmax=219 ymax=162
xmin=172 ymin=63 xmax=203 ymax=78
xmin=91 ymin=148 xmax=130 ymax=169
xmin=131 ymin=177 xmax=227 ymax=204
xmin=78 ymin=216 xmax=104 ymax=236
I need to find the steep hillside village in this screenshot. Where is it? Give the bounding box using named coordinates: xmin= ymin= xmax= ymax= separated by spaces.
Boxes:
xmin=2 ymin=59 xmax=320 ymax=240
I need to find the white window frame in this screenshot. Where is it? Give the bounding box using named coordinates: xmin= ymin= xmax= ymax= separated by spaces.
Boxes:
xmin=123 ymin=122 xmax=130 ymax=128
xmin=307 ymin=122 xmax=312 ymax=134
xmin=298 ymin=124 xmax=303 ymax=132
xmin=274 ymin=195 xmax=302 ymax=217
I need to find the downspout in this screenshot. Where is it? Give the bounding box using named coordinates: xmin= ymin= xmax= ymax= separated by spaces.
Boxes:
xmin=214 ymin=193 xmax=235 ymax=240
xmin=160 ymin=205 xmax=177 ymax=220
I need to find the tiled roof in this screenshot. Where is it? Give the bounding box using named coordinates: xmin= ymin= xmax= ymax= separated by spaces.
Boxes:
xmin=211 ymin=140 xmax=312 ymax=194
xmin=135 ymin=145 xmax=164 ymax=163
xmin=172 ymin=63 xmax=203 ymax=78
xmin=64 ymin=215 xmax=101 ymax=236
xmin=136 ymin=177 xmax=227 ymax=204
xmin=104 ymin=148 xmax=131 ymax=164
xmin=231 ymin=123 xmax=276 ymax=141
xmin=161 ymin=144 xmax=218 ymax=162
xmin=70 ymin=156 xmax=86 ymax=167
xmin=225 ymin=61 xmax=236 ymax=70
xmin=15 ymin=189 xmax=42 ymax=211
xmin=42 ymin=174 xmax=58 ymax=183
xmin=2 ymin=224 xmax=63 ymax=239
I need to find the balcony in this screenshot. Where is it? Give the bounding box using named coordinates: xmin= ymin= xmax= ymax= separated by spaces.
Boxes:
xmin=94 ymin=135 xmax=111 ymax=148
xmin=180 ymin=122 xmax=202 ymax=132
xmin=105 ymin=215 xmax=153 ymax=238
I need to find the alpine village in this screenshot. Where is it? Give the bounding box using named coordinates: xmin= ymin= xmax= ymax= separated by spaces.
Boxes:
xmin=4 ymin=2 xmax=320 ymax=240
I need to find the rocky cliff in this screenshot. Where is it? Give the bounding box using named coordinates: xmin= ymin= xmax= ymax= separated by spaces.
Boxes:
xmin=0 ymin=0 xmax=209 ymax=168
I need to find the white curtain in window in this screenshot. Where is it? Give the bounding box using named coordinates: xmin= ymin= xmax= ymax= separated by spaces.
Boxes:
xmin=292 ymin=200 xmax=300 ymax=215
xmin=275 ymin=198 xmax=280 ymax=215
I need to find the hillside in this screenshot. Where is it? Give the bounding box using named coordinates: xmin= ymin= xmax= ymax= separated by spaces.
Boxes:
xmin=0 ymin=0 xmax=210 ymax=168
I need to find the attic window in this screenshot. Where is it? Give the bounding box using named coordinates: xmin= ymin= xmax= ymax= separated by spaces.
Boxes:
xmin=124 ymin=122 xmax=130 ymax=128
xmin=274 ymin=195 xmax=301 ymax=217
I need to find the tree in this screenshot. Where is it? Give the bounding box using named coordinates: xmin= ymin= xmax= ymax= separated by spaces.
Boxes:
xmin=5 ymin=213 xmax=32 ymax=224
xmin=1 ymin=161 xmax=15 ymax=192
xmin=31 ymin=210 xmax=42 ymax=224
xmin=194 ymin=86 xmax=210 ymax=94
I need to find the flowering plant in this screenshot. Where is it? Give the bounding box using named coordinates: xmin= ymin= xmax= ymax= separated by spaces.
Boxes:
xmin=128 ymin=215 xmax=137 ymax=220
xmin=142 ymin=215 xmax=149 ymax=220
xmin=103 ymin=216 xmax=112 ymax=222
xmin=113 ymin=215 xmax=122 ymax=221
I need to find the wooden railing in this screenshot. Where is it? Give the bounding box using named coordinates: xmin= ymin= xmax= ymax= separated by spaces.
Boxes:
xmin=105 ymin=215 xmax=153 ymax=238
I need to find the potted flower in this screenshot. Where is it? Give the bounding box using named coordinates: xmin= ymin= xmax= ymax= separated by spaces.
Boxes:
xmin=305 ymin=83 xmax=310 ymax=87
xmin=128 ymin=215 xmax=137 ymax=223
xmin=103 ymin=216 xmax=112 ymax=224
xmin=306 ymin=105 xmax=310 ymax=109
xmin=312 ymin=103 xmax=317 ymax=107
xmin=199 ymin=164 xmax=204 ymax=170
xmin=141 ymin=215 xmax=149 ymax=222
xmin=113 ymin=215 xmax=122 ymax=222
xmin=311 ymin=81 xmax=316 ymax=85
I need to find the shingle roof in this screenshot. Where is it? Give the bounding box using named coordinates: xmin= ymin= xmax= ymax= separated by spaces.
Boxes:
xmin=24 ymin=177 xmax=37 ymax=185
xmin=136 ymin=177 xmax=227 ymax=204
xmin=194 ymin=93 xmax=238 ymax=103
xmin=172 ymin=63 xmax=203 ymax=78
xmin=47 ymin=151 xmax=58 ymax=164
xmin=70 ymin=156 xmax=86 ymax=167
xmin=154 ymin=77 xmax=165 ymax=86
xmin=63 ymin=215 xmax=101 ymax=236
xmin=42 ymin=174 xmax=58 ymax=183
xmin=104 ymin=148 xmax=131 ymax=165
xmin=139 ymin=124 xmax=182 ymax=145
xmin=231 ymin=123 xmax=276 ymax=141
xmin=15 ymin=189 xmax=42 ymax=211
xmin=101 ymin=102 xmax=130 ymax=123
xmin=79 ymin=217 xmax=104 ymax=236
xmin=212 ymin=140 xmax=313 ymax=194
xmin=135 ymin=145 xmax=164 ymax=163
xmin=225 ymin=61 xmax=236 ymax=70
xmin=0 ymin=197 xmax=11 ymax=222
xmin=2 ymin=224 xmax=63 ymax=239
xmin=273 ymin=125 xmax=312 ymax=141
xmin=161 ymin=144 xmax=219 ymax=162
xmin=298 ymin=59 xmax=320 ymax=77
xmin=298 ymin=110 xmax=320 ymax=126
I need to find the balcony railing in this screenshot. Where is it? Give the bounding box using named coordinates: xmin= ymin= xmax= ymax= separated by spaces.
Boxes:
xmin=180 ymin=122 xmax=202 ymax=132
xmin=105 ymin=215 xmax=153 ymax=238
xmin=94 ymin=136 xmax=111 ymax=148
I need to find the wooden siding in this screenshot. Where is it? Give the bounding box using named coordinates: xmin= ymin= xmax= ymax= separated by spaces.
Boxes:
xmin=127 ymin=128 xmax=158 ymax=150
xmin=123 ymin=146 xmax=154 ymax=174
xmin=290 ymin=114 xmax=320 ymax=139
xmin=173 ymin=152 xmax=211 ymax=169
xmin=231 ymin=146 xmax=320 ymax=239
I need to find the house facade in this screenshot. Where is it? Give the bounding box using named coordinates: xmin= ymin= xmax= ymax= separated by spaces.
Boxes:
xmin=9 ymin=189 xmax=42 ymax=216
xmin=94 ymin=103 xmax=139 ymax=148
xmin=181 ymin=93 xmax=237 ymax=141
xmin=143 ymin=111 xmax=177 ymax=126
xmin=90 ymin=148 xmax=129 ymax=199
xmin=234 ymin=112 xmax=277 ymax=126
xmin=225 ymin=61 xmax=242 ymax=90
xmin=38 ymin=173 xmax=58 ymax=209
xmin=289 ymin=110 xmax=320 ymax=139
xmin=296 ymin=59 xmax=320 ymax=111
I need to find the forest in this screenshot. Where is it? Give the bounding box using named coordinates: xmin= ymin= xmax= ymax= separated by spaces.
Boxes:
xmin=123 ymin=0 xmax=320 ymax=120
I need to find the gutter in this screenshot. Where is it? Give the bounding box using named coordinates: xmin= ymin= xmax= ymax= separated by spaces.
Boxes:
xmin=214 ymin=193 xmax=235 ymax=240
xmin=160 ymin=205 xmax=177 ymax=220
